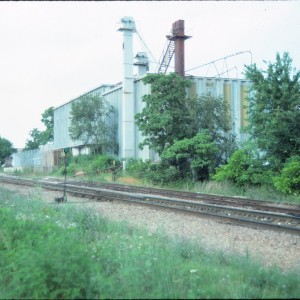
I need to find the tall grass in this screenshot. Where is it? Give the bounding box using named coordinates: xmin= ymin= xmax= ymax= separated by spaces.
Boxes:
xmin=7 ymin=153 xmax=299 ymax=204
xmin=191 ymin=180 xmax=300 ymax=204
xmin=0 ymin=187 xmax=299 ymax=299
xmin=9 ymin=152 xmax=293 ymax=204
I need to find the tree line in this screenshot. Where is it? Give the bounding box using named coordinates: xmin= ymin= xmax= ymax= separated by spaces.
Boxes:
xmin=133 ymin=52 xmax=299 ymax=194
xmin=1 ymin=52 xmax=299 ymax=194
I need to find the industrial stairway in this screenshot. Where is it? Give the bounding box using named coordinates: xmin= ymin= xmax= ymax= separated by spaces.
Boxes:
xmin=157 ymin=39 xmax=175 ymax=74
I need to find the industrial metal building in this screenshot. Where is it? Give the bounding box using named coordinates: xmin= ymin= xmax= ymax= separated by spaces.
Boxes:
xmin=53 ymin=17 xmax=251 ymax=162
xmin=54 ymin=77 xmax=250 ymax=160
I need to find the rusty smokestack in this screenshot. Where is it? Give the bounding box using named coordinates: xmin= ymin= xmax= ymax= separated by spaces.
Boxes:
xmin=169 ymin=20 xmax=191 ymax=77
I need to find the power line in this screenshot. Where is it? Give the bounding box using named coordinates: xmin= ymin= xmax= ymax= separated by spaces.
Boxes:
xmin=135 ymin=30 xmax=158 ymax=67
xmin=186 ymin=51 xmax=252 ymax=73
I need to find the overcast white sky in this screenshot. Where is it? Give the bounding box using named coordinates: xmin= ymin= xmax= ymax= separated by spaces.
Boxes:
xmin=1 ymin=1 xmax=300 ymax=148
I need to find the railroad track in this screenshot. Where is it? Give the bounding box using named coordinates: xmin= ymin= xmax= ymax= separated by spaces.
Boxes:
xmin=61 ymin=178 xmax=300 ymax=215
xmin=1 ymin=174 xmax=300 ymax=235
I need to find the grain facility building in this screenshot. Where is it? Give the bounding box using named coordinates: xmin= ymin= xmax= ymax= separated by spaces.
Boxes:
xmin=54 ymin=17 xmax=251 ymax=162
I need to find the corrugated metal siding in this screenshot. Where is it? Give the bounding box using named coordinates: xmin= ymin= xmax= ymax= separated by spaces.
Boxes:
xmin=240 ymin=83 xmax=248 ymax=128
xmin=189 ymin=77 xmax=251 ymax=142
xmin=190 ymin=77 xmax=225 ymax=97
xmin=54 ymin=102 xmax=83 ymax=149
xmin=134 ymin=77 xmax=153 ymax=161
xmin=102 ymin=85 xmax=122 ymax=156
xmin=54 ymin=84 xmax=119 ymax=151
xmin=223 ymin=82 xmax=232 ymax=129
xmin=231 ymin=80 xmax=241 ymax=138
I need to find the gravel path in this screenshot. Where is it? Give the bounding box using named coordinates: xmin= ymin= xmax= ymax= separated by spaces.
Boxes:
xmin=2 ymin=182 xmax=300 ymax=272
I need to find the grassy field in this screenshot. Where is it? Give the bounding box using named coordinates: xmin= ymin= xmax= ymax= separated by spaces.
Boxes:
xmin=0 ymin=186 xmax=300 ymax=299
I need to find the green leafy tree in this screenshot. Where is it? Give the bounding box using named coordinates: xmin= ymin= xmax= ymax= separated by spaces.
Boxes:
xmin=245 ymin=52 xmax=300 ymax=166
xmin=195 ymin=94 xmax=230 ymax=135
xmin=24 ymin=107 xmax=54 ymax=150
xmin=69 ymin=95 xmax=117 ymax=155
xmin=195 ymin=94 xmax=236 ymax=166
xmin=0 ymin=136 xmax=16 ymax=166
xmin=24 ymin=128 xmax=44 ymax=150
xmin=273 ymin=155 xmax=300 ymax=195
xmin=135 ymin=73 xmax=196 ymax=155
xmin=135 ymin=74 xmax=236 ymax=181
xmin=162 ymin=131 xmax=218 ymax=181
xmin=41 ymin=106 xmax=54 ymax=142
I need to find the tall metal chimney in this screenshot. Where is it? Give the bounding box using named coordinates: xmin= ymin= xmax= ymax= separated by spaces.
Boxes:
xmin=167 ymin=20 xmax=191 ymax=77
xmin=118 ymin=17 xmax=136 ymax=164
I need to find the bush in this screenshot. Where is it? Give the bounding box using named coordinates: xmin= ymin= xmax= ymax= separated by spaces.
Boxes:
xmin=125 ymin=158 xmax=152 ymax=177
xmin=87 ymin=155 xmax=120 ymax=174
xmin=56 ymin=154 xmax=120 ymax=176
xmin=161 ymin=131 xmax=219 ymax=181
xmin=145 ymin=160 xmax=181 ymax=185
xmin=125 ymin=158 xmax=180 ymax=185
xmin=273 ymin=156 xmax=300 ymax=195
xmin=213 ymin=149 xmax=273 ymax=187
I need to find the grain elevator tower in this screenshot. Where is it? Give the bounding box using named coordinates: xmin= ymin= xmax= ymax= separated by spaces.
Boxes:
xmin=118 ymin=17 xmax=136 ymax=165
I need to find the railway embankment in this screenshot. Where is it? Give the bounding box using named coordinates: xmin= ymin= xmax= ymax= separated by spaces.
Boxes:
xmin=1 ymin=176 xmax=300 ymax=272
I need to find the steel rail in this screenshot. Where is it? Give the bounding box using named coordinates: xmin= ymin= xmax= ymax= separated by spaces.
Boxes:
xmin=40 ymin=176 xmax=300 ymax=216
xmin=1 ymin=174 xmax=300 ymax=235
xmin=1 ymin=173 xmax=299 ymax=213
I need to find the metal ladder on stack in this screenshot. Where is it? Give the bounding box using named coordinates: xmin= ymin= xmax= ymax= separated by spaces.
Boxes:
xmin=157 ymin=39 xmax=175 ymax=74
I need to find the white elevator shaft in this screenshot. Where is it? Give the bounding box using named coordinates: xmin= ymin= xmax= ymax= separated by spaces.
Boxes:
xmin=118 ymin=17 xmax=136 ymax=163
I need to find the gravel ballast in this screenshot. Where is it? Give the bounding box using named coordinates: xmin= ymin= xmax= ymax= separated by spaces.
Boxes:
xmin=2 ymin=182 xmax=300 ymax=272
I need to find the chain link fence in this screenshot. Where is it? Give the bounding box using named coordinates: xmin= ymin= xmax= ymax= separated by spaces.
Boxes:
xmin=9 ymin=144 xmax=62 ymax=173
